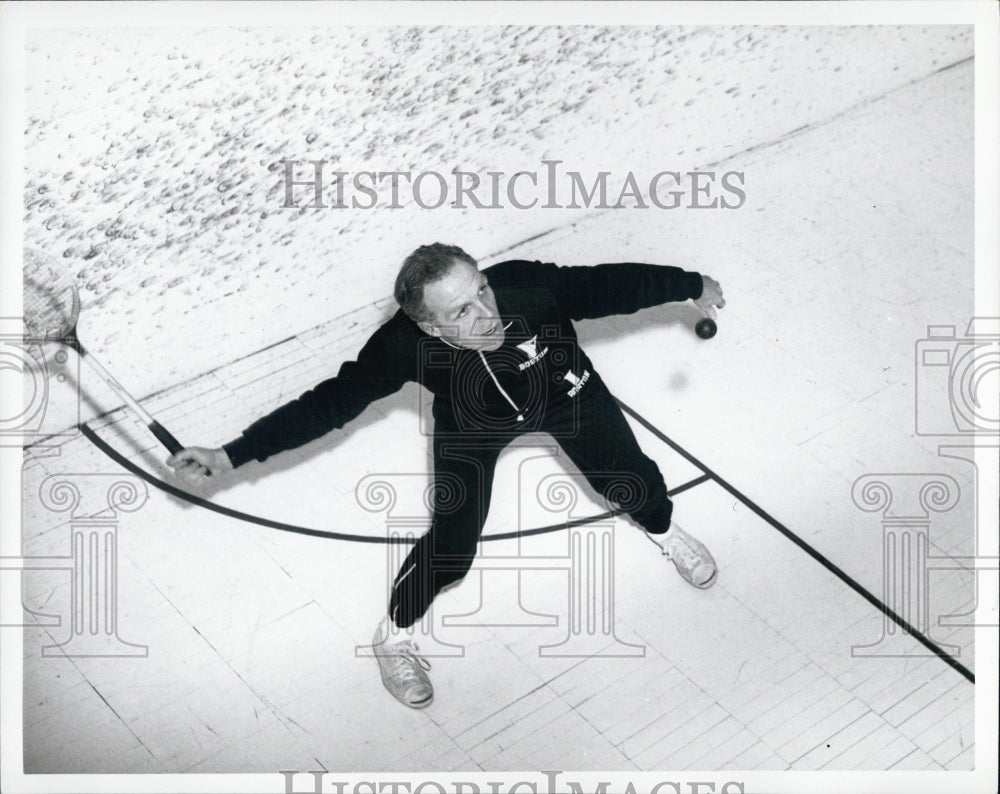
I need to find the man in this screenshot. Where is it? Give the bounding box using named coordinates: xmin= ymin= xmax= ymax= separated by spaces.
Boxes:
xmin=167 ymin=244 xmax=725 ymax=710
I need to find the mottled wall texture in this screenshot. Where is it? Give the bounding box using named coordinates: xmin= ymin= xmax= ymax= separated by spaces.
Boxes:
xmin=24 ymin=26 xmax=972 ymax=420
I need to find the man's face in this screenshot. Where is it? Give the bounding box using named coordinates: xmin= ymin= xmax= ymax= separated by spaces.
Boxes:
xmin=418 ymin=260 xmax=504 ymax=351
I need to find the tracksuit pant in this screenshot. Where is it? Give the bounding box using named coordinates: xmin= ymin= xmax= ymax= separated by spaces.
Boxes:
xmin=388 ymin=375 xmax=673 ymax=629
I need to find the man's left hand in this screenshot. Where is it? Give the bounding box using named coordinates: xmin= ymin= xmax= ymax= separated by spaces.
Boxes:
xmin=694 ymin=275 xmax=725 ymax=320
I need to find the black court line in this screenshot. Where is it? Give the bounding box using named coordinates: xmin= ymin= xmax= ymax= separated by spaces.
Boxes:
xmin=614 ymin=398 xmax=976 ymax=685
xmin=79 ymin=422 xmax=706 ymax=545
xmin=83 ymin=407 xmax=973 ymax=685
xmin=81 ymin=421 xmax=409 ymax=544
xmin=667 ymin=472 xmax=712 ymax=497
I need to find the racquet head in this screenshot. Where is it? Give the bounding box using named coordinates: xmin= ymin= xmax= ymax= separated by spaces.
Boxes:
xmin=20 ymin=247 xmax=188 ymax=457
xmin=23 ymin=248 xmax=81 ymax=341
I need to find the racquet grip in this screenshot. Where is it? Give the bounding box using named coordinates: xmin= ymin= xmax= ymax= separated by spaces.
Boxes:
xmin=148 ymin=420 xmax=184 ymax=455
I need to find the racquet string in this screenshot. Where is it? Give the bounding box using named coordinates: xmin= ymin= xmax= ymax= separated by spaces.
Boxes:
xmin=20 ymin=247 xmax=188 ymax=457
xmin=23 ymin=248 xmax=81 ymax=341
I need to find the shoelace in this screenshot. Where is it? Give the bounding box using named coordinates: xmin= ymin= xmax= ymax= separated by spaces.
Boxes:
xmin=390 ymin=641 xmax=431 ymax=684
xmin=664 ymin=532 xmax=698 ymax=564
xmin=642 ymin=528 xmax=698 ymax=564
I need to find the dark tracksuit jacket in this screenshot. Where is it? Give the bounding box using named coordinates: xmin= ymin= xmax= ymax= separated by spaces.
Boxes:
xmin=223 ymin=259 xmax=705 ymax=627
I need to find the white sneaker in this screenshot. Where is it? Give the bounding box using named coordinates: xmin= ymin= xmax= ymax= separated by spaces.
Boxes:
xmin=372 ymin=620 xmax=433 ymax=709
xmin=661 ymin=525 xmax=717 ymax=588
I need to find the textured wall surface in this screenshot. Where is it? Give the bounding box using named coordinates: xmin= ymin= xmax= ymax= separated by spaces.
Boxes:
xmin=23 ymin=25 xmax=973 ymax=425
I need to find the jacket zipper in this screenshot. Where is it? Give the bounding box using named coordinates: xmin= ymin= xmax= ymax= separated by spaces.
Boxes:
xmin=478 ymin=350 xmax=524 ymax=422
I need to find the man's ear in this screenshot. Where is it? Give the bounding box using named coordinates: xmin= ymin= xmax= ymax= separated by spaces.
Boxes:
xmin=417 ymin=320 xmax=441 ymax=338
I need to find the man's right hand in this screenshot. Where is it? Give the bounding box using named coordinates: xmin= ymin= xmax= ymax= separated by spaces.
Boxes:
xmin=166 ymin=446 xmax=233 ymax=486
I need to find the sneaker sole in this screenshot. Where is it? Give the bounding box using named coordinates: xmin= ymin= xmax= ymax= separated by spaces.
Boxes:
xmin=408 ymin=693 xmax=433 ymax=709
xmin=377 ymin=674 xmax=435 ymax=710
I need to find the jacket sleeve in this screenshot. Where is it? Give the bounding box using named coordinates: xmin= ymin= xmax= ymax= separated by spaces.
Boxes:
xmin=222 ymin=319 xmax=416 ymax=467
xmin=490 ymin=260 xmax=705 ymax=321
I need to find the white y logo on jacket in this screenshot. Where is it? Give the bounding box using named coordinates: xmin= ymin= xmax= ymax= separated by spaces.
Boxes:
xmin=517 ymin=334 xmax=549 ymax=371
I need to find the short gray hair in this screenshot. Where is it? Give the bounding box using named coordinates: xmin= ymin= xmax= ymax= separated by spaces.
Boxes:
xmin=394 ymin=243 xmax=477 ymax=321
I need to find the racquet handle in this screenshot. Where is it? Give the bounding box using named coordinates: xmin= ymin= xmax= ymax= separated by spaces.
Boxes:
xmin=79 ymin=346 xmax=186 ymax=455
xmin=147 ymin=420 xmax=184 ymax=456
